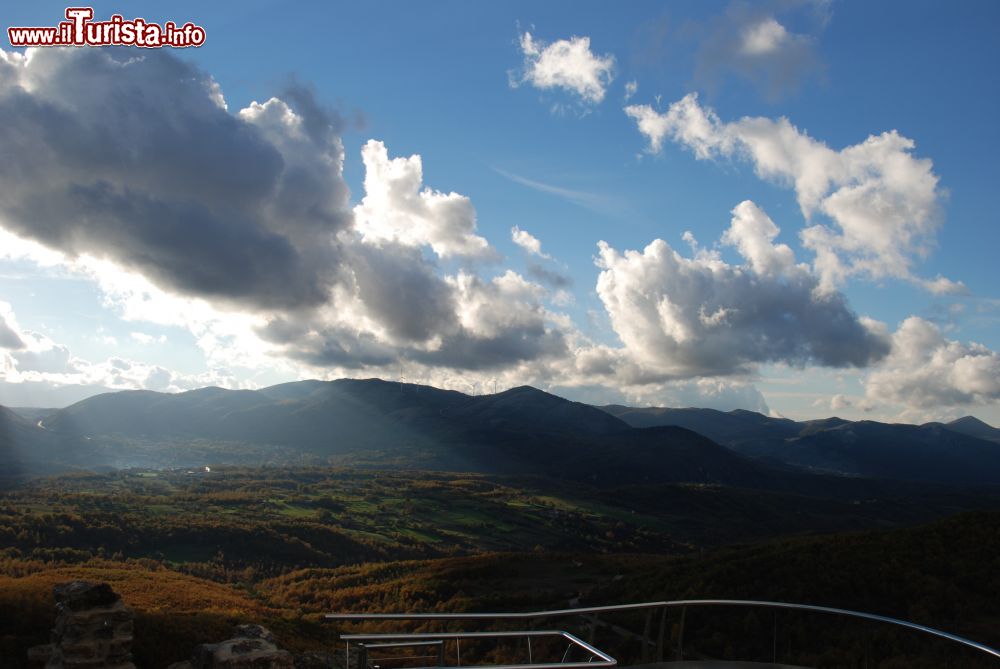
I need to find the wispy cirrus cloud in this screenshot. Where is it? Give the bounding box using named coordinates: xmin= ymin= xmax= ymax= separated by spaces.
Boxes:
xmin=623 ymin=80 xmax=638 ymax=102
xmin=493 ymin=167 xmax=618 ymax=215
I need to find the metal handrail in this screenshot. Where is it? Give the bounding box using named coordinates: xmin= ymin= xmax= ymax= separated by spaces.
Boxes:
xmin=328 ymin=602 xmax=660 ymax=621
xmin=363 ymin=641 xmax=447 ymax=649
xmin=345 ymin=630 xmax=616 ymax=669
xmin=354 ymin=639 xmax=445 ymax=669
xmin=327 ymin=599 xmax=1000 ymax=661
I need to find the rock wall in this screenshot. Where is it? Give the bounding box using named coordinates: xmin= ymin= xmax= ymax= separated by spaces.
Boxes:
xmin=27 ymin=581 xmax=135 ymax=669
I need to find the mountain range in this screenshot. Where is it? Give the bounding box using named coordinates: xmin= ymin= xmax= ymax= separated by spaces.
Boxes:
xmin=2 ymin=378 xmax=998 ymax=490
xmin=602 ymin=405 xmax=1000 ymax=483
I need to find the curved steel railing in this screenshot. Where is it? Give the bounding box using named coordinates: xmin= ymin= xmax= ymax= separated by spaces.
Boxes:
xmin=341 ymin=630 xmax=617 ymax=669
xmin=327 ymin=599 xmax=1000 ymax=664
xmin=660 ymin=600 xmax=1000 ymax=660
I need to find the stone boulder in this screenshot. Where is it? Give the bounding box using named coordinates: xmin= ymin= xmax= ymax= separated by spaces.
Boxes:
xmin=187 ymin=625 xmax=293 ymax=669
xmin=27 ymin=580 xmax=136 ymax=669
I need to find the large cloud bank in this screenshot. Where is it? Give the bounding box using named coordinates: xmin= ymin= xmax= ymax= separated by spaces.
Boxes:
xmin=0 ymin=48 xmax=568 ymax=382
xmin=0 ymin=46 xmax=995 ymax=420
xmin=592 ymin=201 xmax=890 ymax=379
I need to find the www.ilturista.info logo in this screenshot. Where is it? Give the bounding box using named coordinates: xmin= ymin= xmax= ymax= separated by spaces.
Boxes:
xmin=8 ymin=7 xmax=206 ymax=48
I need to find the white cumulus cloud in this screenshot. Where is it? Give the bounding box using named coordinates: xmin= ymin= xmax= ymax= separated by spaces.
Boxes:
xmin=625 ymin=93 xmax=963 ymax=295
xmin=865 ymin=317 xmax=1000 ymax=410
xmin=513 ymin=31 xmax=615 ymax=105
xmin=511 ymin=225 xmax=550 ymax=258
xmin=741 ymin=17 xmax=795 ymax=56
xmin=593 ymin=201 xmax=890 ymax=379
xmin=0 ymin=301 xmax=247 ymax=406
xmin=634 ymin=378 xmax=771 ymax=413
xmin=353 ymin=140 xmax=495 ymax=260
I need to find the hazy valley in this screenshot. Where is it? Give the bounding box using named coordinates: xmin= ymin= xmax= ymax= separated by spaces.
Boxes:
xmin=5 ymin=378 xmax=1000 ymax=487
xmin=1 ymin=379 xmax=999 ymax=666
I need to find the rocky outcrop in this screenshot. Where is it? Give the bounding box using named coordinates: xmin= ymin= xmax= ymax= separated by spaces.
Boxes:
xmin=27 ymin=581 xmax=135 ymax=669
xmin=26 ymin=581 xmax=330 ymax=669
xmin=168 ymin=624 xmax=294 ymax=669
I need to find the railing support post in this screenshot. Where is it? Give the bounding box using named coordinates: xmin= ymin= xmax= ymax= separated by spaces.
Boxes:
xmin=772 ymin=610 xmax=777 ymax=663
xmin=674 ymin=606 xmax=686 ymax=661
xmin=641 ymin=609 xmax=653 ymax=662
xmin=656 ymin=606 xmax=667 ymax=662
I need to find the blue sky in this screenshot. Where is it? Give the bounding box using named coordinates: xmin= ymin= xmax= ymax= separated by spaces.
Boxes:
xmin=0 ymin=1 xmax=997 ymax=424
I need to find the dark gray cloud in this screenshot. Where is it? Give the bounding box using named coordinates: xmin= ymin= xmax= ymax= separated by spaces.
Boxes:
xmin=527 ymin=262 xmax=572 ymax=288
xmin=347 ymin=243 xmax=458 ymax=344
xmin=280 ymin=80 xmax=348 ymax=140
xmin=12 ymin=180 xmax=330 ymax=308
xmin=257 ymin=260 xmax=570 ymax=372
xmin=0 ymin=47 xmax=575 ymax=377
xmin=259 ymin=318 xmax=398 ymax=369
xmin=264 ymin=316 xmax=568 ymax=373
xmin=0 ymin=47 xmax=350 ymax=310
xmin=411 ymin=324 xmax=568 ymax=372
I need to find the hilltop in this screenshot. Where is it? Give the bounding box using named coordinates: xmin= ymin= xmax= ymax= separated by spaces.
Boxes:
xmin=1 ymin=378 xmax=998 ymax=488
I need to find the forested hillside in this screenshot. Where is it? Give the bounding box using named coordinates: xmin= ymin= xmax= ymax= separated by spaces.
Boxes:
xmin=1 ymin=468 xmax=998 ymax=667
